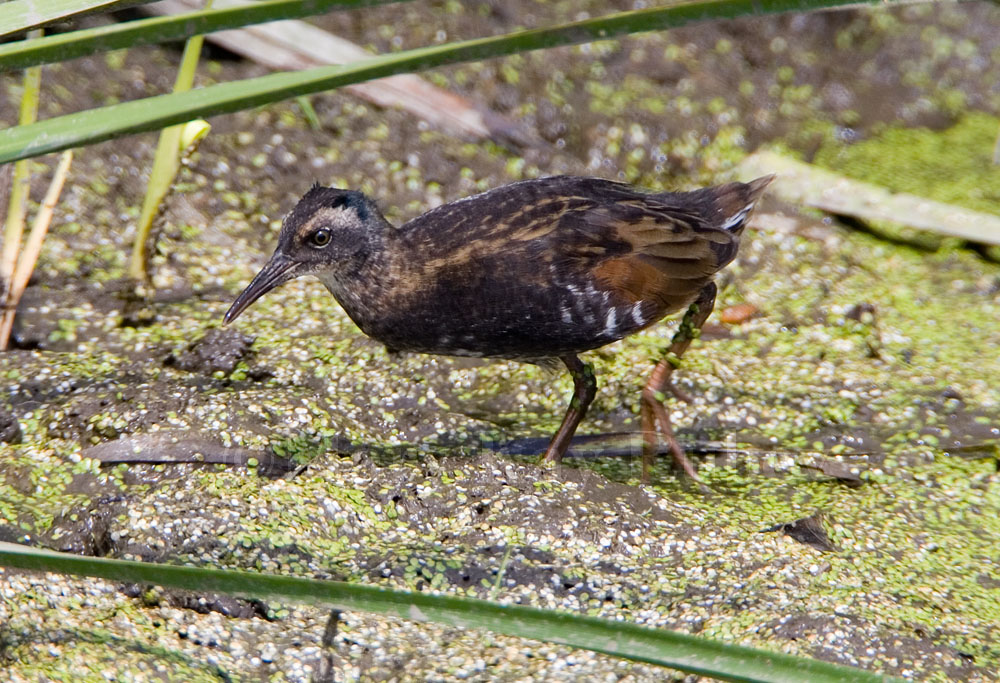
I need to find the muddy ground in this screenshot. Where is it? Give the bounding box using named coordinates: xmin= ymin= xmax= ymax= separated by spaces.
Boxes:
xmin=1 ymin=1 xmax=1000 ymax=680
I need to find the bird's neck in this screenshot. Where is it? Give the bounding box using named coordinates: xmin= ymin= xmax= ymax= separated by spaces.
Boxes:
xmin=315 ymin=217 xmax=398 ymax=335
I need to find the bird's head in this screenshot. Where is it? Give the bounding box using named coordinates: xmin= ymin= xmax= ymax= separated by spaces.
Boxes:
xmin=224 ymin=184 xmax=384 ymax=324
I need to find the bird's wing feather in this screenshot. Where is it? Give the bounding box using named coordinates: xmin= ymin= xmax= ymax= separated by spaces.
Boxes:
xmin=398 ymin=176 xmax=740 ymax=314
xmin=551 ymin=195 xmax=738 ymax=310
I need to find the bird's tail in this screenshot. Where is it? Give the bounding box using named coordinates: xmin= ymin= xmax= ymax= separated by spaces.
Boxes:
xmin=710 ymin=174 xmax=775 ymax=235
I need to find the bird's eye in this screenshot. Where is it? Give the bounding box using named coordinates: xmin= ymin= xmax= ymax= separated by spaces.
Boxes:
xmin=310 ymin=228 xmax=332 ymax=248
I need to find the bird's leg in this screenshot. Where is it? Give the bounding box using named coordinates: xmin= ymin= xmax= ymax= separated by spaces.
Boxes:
xmin=640 ymin=282 xmax=717 ymax=486
xmin=542 ymin=355 xmax=597 ymax=465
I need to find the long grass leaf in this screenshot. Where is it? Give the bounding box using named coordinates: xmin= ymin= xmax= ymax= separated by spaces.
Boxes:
xmin=0 ymin=0 xmax=911 ymax=165
xmin=128 ymin=2 xmax=211 ymax=281
xmin=1 ymin=32 xmax=42 ymax=302
xmin=0 ymin=0 xmax=409 ymax=71
xmin=0 ymin=542 xmax=896 ymax=683
xmin=0 ymin=0 xmax=158 ymax=38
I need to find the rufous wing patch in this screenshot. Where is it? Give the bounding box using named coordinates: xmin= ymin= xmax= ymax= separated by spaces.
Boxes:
xmin=592 ymin=256 xmax=708 ymax=318
xmin=593 ymin=256 xmax=668 ymax=304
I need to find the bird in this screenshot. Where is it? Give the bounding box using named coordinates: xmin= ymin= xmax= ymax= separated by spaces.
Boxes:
xmin=224 ymin=174 xmax=774 ymax=484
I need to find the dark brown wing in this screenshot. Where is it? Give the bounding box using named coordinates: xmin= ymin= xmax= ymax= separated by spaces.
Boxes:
xmin=560 ymin=197 xmax=736 ymax=318
xmin=397 ymin=176 xmax=622 ymax=270
xmin=376 ymin=176 xmax=760 ymax=359
xmin=566 ymin=175 xmax=773 ymax=318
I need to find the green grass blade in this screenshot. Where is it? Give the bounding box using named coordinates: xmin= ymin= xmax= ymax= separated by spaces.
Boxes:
xmin=0 ymin=0 xmax=410 ymax=71
xmin=0 ymin=0 xmax=908 ymax=164
xmin=0 ymin=542 xmax=896 ymax=682
xmin=0 ymin=0 xmax=158 ymax=38
xmin=1 ymin=32 xmax=43 ymax=295
xmin=128 ymin=2 xmax=211 ymax=282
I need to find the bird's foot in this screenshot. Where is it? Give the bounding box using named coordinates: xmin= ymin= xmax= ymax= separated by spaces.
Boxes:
xmin=665 ymin=380 xmax=694 ymax=404
xmin=541 ymin=445 xmax=562 ymax=465
xmin=640 ymin=389 xmax=708 ymax=492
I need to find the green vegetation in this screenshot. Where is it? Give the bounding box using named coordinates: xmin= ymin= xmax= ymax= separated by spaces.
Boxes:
xmin=814 ymin=112 xmax=1000 ymax=215
xmin=2 ymin=0 xmax=997 ymax=679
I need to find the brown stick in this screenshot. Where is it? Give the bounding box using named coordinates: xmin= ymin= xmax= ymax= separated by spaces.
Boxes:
xmin=0 ymin=150 xmax=73 ymax=349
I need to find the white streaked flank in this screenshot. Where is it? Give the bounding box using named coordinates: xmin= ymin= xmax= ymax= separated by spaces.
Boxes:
xmin=631 ymin=302 xmax=646 ymax=326
xmin=604 ymin=307 xmax=618 ymax=336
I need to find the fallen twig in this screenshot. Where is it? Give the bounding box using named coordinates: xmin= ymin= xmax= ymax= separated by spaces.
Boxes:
xmin=737 ymin=150 xmax=1000 ymax=246
xmin=0 ymin=150 xmax=73 ymax=349
xmin=145 ymin=0 xmax=529 ymax=143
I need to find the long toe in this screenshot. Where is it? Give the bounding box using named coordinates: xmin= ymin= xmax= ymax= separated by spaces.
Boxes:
xmin=665 ymin=380 xmax=694 ymax=404
xmin=643 ymin=394 xmax=709 ymax=490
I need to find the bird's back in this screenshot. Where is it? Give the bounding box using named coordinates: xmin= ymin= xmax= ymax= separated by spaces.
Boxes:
xmin=360 ymin=175 xmax=770 ymax=359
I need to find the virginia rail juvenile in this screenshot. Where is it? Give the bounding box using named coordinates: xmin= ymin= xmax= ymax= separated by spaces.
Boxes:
xmin=225 ymin=174 xmax=773 ymax=483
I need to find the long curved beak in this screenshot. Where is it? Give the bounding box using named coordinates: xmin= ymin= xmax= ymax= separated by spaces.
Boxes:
xmin=224 ymin=254 xmax=298 ymax=324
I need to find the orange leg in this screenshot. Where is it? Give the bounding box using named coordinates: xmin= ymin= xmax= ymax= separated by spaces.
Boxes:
xmin=640 ymin=282 xmax=717 ymax=487
xmin=542 ymin=355 xmax=597 ymax=465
